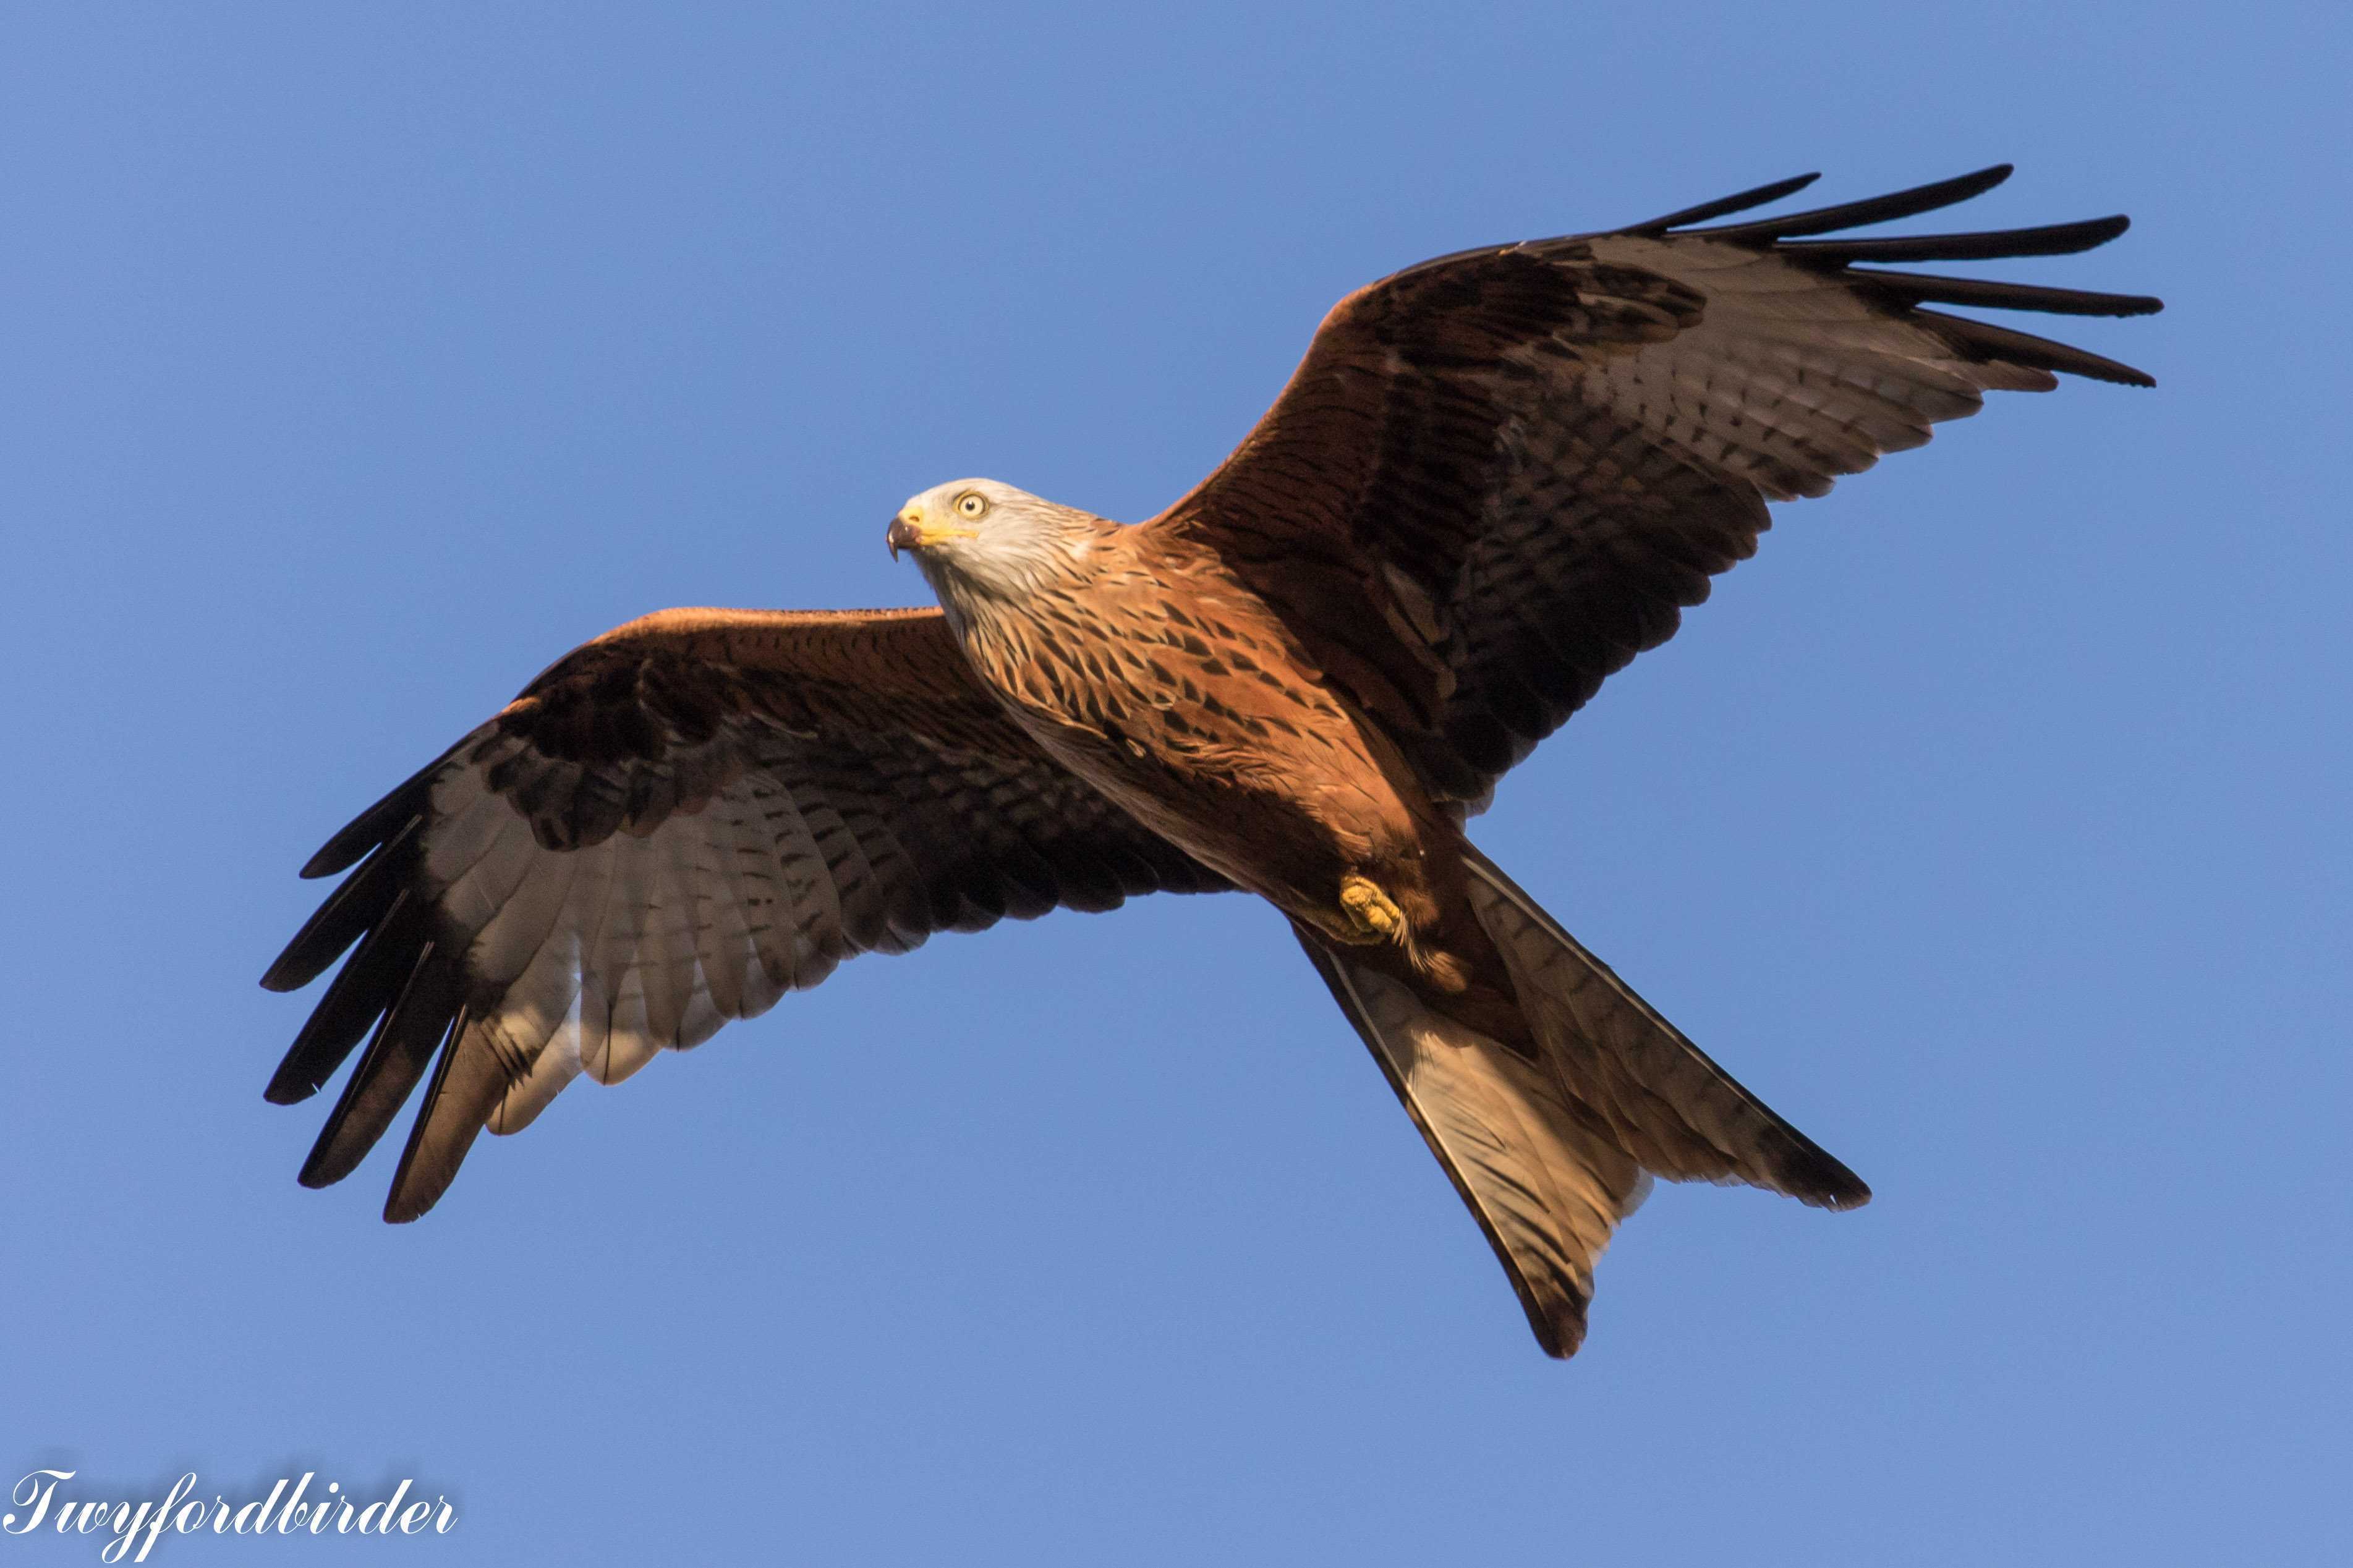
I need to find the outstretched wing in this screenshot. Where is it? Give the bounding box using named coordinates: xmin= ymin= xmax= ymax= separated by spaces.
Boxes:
xmin=1144 ymin=165 xmax=2161 ymax=805
xmin=262 ymin=607 xmax=1227 ymax=1220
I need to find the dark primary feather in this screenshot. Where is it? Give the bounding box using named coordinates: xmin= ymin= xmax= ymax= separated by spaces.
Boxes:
xmin=1845 ymin=268 xmax=2161 ymax=318
xmin=1693 ymin=162 xmax=2019 ymax=241
xmin=1776 ymin=213 xmax=2130 ymax=264
xmin=299 ymin=758 xmax=439 ymax=881
xmin=1619 ymin=171 xmax=1823 ymax=236
xmin=264 ymin=608 xmax=1227 ymax=1221
xmin=1147 ymin=166 xmax=2161 ymax=805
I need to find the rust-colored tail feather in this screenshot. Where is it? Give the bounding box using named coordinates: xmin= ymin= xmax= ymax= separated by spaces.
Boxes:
xmin=1461 ymin=845 xmax=1870 ymax=1211
xmin=1297 ymin=847 xmax=1866 ymax=1358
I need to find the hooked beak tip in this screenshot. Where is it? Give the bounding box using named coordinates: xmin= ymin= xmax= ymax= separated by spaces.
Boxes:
xmin=886 ymin=514 xmax=919 ymax=561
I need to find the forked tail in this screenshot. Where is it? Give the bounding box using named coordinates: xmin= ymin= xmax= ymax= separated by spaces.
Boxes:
xmin=1296 ymin=845 xmax=1866 ymax=1358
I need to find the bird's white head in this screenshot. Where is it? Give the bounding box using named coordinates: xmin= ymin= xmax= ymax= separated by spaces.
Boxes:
xmin=886 ymin=478 xmax=1105 ymax=609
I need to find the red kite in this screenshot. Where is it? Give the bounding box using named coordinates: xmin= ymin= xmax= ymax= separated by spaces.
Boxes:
xmin=265 ymin=166 xmax=2156 ymax=1357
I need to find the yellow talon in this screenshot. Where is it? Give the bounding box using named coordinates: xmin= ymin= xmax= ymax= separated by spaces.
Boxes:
xmin=1338 ymin=875 xmax=1405 ymax=944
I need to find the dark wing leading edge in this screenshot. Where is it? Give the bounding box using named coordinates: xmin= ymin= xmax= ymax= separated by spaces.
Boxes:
xmin=1144 ymin=165 xmax=2161 ymax=807
xmin=262 ymin=607 xmax=1227 ymax=1221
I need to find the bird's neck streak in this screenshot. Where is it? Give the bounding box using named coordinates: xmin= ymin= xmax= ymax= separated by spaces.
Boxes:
xmin=921 ymin=536 xmax=1125 ymax=728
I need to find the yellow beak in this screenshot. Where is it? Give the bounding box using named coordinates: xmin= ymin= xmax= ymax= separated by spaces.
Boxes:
xmin=886 ymin=509 xmax=978 ymax=559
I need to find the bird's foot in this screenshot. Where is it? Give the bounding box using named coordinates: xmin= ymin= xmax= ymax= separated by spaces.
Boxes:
xmin=1338 ymin=875 xmax=1406 ymax=946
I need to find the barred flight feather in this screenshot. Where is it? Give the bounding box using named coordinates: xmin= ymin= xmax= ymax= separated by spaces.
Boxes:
xmin=1151 ymin=165 xmax=2157 ymax=808
xmin=265 ymin=609 xmax=1227 ymax=1221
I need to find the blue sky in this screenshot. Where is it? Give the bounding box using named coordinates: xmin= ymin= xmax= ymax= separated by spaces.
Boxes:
xmin=3 ymin=2 xmax=2345 ymax=1562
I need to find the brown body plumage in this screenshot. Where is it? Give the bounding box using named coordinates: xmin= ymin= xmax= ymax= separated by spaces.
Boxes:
xmin=265 ymin=167 xmax=2157 ymax=1357
xmin=915 ymin=499 xmax=1529 ymax=1041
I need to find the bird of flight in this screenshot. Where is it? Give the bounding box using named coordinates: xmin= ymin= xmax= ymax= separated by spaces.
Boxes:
xmin=263 ymin=166 xmax=2156 ymax=1358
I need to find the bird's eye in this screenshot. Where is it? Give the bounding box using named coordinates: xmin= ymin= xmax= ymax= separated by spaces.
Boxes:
xmin=955 ymin=492 xmax=987 ymax=519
